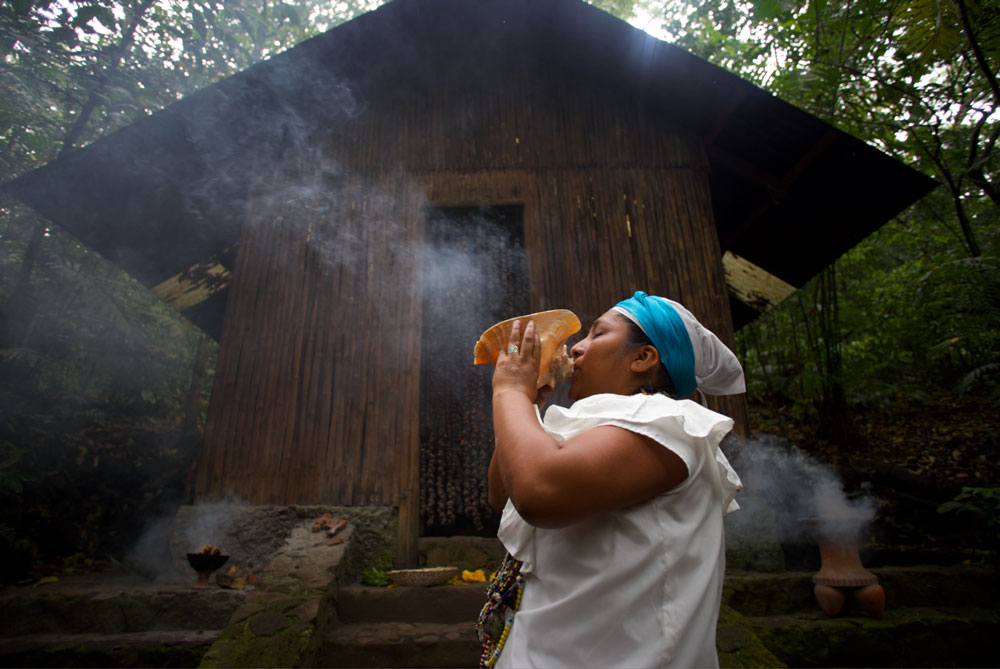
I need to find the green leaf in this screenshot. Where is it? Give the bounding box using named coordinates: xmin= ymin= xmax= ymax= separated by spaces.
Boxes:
xmin=752 ymin=0 xmax=783 ymax=21
xmin=586 ymin=0 xmax=638 ymax=20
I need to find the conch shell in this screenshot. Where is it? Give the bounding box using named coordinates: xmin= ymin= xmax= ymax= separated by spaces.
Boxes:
xmin=473 ymin=309 xmax=581 ymax=387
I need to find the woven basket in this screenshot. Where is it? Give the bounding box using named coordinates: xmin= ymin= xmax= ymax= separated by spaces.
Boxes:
xmin=385 ymin=566 xmax=459 ymax=587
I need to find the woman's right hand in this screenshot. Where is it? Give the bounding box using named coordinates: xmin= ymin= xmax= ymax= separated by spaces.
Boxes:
xmin=493 ymin=319 xmax=541 ymax=403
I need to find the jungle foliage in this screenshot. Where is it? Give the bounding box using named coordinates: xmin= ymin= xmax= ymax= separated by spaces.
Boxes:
xmin=1 ymin=0 xmax=998 ymax=578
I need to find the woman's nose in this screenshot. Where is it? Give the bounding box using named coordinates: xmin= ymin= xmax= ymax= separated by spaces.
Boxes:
xmin=570 ymin=339 xmax=584 ymax=359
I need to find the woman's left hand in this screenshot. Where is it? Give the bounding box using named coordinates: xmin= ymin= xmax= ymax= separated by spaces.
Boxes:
xmin=493 ymin=319 xmax=541 ymax=402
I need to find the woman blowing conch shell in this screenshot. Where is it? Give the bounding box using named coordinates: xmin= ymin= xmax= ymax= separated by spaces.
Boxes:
xmin=476 ymin=292 xmax=745 ymax=668
xmin=473 ymin=309 xmax=579 ymax=390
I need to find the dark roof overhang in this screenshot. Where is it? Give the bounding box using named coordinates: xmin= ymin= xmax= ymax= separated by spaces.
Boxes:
xmin=3 ymin=0 xmax=936 ymax=339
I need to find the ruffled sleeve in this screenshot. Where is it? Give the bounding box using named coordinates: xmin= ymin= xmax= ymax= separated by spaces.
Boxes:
xmin=542 ymin=393 xmax=742 ymax=513
xmin=498 ymin=498 xmax=536 ymax=570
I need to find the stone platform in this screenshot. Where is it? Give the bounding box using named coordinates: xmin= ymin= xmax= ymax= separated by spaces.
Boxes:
xmin=1 ymin=507 xmax=996 ymax=668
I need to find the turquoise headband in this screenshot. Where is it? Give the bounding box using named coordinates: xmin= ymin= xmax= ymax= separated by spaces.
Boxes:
xmin=614 ymin=291 xmax=697 ymax=397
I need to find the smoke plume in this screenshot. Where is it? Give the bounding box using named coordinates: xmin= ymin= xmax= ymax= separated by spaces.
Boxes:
xmin=725 ymin=434 xmax=880 ymax=544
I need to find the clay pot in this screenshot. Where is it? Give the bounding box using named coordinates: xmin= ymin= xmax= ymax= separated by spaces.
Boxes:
xmin=813 ymin=583 xmax=847 ymax=617
xmin=854 ymin=582 xmax=887 ymax=618
xmin=804 ymin=518 xmax=885 ymax=618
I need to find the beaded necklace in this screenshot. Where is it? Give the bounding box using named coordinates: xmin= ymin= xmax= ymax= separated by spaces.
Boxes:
xmin=476 ymin=552 xmax=524 ymax=668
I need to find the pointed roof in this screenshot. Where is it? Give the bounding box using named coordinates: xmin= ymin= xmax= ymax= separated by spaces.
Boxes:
xmin=3 ymin=0 xmax=935 ymax=337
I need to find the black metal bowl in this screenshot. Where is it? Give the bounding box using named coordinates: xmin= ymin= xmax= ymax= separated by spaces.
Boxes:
xmin=187 ymin=552 xmax=229 ymax=572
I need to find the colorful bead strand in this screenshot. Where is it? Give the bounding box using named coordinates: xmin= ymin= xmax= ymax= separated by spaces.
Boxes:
xmin=477 ymin=554 xmax=524 ymax=668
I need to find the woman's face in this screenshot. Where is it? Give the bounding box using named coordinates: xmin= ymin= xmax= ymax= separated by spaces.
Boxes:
xmin=567 ymin=310 xmax=638 ymax=400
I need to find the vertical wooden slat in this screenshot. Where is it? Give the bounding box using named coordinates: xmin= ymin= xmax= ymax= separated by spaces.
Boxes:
xmin=395 ymin=175 xmax=423 ymax=567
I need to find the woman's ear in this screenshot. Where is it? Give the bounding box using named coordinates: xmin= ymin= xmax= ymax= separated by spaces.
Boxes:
xmin=630 ymin=345 xmax=660 ymax=374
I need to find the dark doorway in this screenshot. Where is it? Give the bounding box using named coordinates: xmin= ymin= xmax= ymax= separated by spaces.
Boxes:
xmin=420 ymin=204 xmax=528 ymax=536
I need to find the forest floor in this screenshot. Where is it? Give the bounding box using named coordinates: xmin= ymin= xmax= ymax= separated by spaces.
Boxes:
xmin=746 ymin=394 xmax=999 ymax=557
xmin=749 ymin=395 xmax=999 ymax=487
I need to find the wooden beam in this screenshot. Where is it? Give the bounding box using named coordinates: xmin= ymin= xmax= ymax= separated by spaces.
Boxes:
xmin=723 ymin=250 xmax=796 ymax=312
xmin=151 ymin=261 xmax=231 ymax=312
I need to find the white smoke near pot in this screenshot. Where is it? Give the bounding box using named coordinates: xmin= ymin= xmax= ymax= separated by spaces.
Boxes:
xmin=725 ymin=434 xmax=881 ymax=547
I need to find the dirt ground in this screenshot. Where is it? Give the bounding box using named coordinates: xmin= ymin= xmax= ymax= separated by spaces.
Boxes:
xmin=747 ymin=396 xmax=999 ymax=487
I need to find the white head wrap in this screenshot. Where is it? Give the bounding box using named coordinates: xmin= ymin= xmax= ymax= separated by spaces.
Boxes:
xmin=613 ymin=296 xmax=745 ymax=396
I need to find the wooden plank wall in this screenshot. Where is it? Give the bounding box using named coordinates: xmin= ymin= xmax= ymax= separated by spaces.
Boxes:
xmin=333 ymin=76 xmax=700 ymax=173
xmin=194 ymin=69 xmax=748 ymax=558
xmin=195 ymin=171 xmax=425 ymax=507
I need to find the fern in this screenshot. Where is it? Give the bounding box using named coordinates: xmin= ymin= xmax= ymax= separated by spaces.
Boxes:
xmin=959 ymin=361 xmax=1000 ymax=395
xmin=896 ymin=0 xmax=964 ymax=63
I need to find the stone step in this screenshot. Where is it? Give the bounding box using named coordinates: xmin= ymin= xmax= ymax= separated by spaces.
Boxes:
xmin=748 ymin=607 xmax=1000 ymax=668
xmin=873 ymin=565 xmax=997 ymax=610
xmin=0 ymin=629 xmax=220 ymax=668
xmin=316 ymin=605 xmax=1000 ymax=669
xmin=724 ymin=571 xmax=816 ymax=617
xmin=342 ymin=563 xmax=997 ymax=627
xmin=336 ymin=582 xmax=488 ymax=624
xmin=311 ymin=621 xmax=480 ymax=668
xmin=0 ymin=583 xmax=245 ymax=636
xmin=318 ymin=561 xmax=998 ymax=668
xmin=724 ymin=564 xmax=998 ymax=617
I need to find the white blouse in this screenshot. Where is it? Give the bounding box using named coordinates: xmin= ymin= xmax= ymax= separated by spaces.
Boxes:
xmin=496 ymin=393 xmax=742 ymax=669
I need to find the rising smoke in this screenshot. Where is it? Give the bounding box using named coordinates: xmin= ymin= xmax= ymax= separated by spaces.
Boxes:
xmin=127 ymin=498 xmax=242 ymax=580
xmin=420 ymin=206 xmax=530 ymax=533
xmin=725 ymin=434 xmax=881 ymax=544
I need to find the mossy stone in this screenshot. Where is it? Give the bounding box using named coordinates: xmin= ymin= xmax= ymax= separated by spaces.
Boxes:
xmin=248 ymin=611 xmax=291 ymax=636
xmin=202 ymin=620 xmax=312 ymax=668
xmin=717 ymin=605 xmax=787 ymax=668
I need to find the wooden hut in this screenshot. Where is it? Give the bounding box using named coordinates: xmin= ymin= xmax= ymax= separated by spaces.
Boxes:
xmin=4 ymin=0 xmax=935 ymax=564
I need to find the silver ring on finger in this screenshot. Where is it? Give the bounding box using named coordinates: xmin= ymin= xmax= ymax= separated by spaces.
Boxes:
xmin=507 ymin=344 xmax=520 ymax=354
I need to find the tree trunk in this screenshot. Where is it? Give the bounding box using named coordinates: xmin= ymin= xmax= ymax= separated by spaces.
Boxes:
xmin=814 ymin=266 xmax=863 ymax=444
